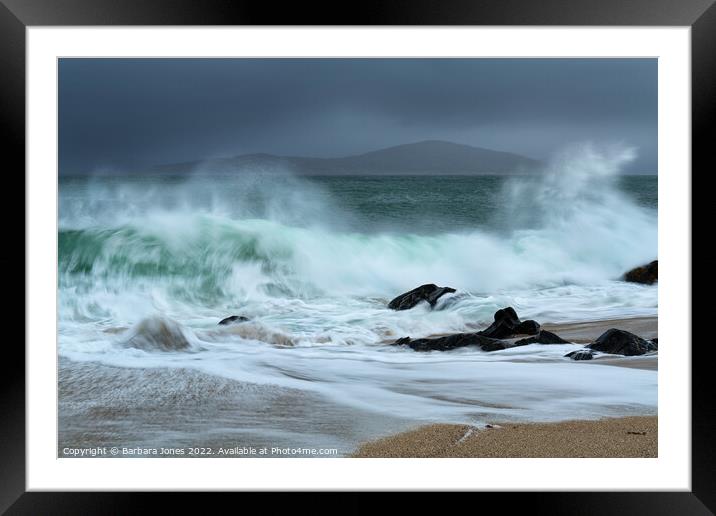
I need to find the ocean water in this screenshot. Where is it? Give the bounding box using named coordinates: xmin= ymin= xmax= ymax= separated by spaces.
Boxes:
xmin=58 ymin=145 xmax=658 ymax=455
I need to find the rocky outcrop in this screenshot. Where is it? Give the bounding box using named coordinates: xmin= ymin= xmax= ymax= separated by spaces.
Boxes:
xmin=565 ymin=328 xmax=658 ymax=360
xmin=388 ymin=284 xmax=456 ymax=310
xmin=565 ymin=349 xmax=594 ymax=361
xmin=623 ymin=260 xmax=658 ymax=285
xmin=478 ymin=307 xmax=541 ymax=339
xmin=392 ymin=307 xmax=557 ymax=352
xmin=514 ymin=330 xmax=571 ymax=346
xmin=218 ymin=315 xmax=250 ymax=325
xmin=587 ymin=328 xmax=657 ymax=356
xmin=394 ymin=333 xmax=509 ymax=352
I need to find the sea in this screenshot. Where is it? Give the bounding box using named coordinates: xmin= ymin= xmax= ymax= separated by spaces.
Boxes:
xmin=58 ymin=146 xmax=658 ymax=456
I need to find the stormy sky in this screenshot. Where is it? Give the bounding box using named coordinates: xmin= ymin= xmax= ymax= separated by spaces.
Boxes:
xmin=59 ymin=58 xmax=657 ymax=174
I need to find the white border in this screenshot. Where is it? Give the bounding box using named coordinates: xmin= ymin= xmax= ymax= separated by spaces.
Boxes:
xmin=27 ymin=27 xmax=691 ymax=491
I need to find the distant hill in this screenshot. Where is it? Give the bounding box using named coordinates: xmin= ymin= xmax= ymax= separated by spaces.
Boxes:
xmin=153 ymin=140 xmax=541 ymax=175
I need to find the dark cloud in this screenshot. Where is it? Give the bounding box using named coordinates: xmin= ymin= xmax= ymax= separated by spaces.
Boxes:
xmin=59 ymin=58 xmax=657 ymax=174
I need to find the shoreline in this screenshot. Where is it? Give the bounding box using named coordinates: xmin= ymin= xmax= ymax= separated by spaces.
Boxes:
xmin=351 ymin=416 xmax=658 ymax=458
xmin=59 ymin=315 xmax=657 ymax=457
xmin=354 ymin=316 xmax=659 ymax=458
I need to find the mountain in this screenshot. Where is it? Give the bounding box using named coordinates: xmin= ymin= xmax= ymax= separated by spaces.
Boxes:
xmin=154 ymin=140 xmax=540 ymax=175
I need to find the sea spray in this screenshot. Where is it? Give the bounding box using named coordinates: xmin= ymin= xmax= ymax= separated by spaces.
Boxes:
xmin=58 ymin=145 xmax=657 ymax=427
xmin=60 ymin=144 xmax=656 ymax=315
xmin=499 ymin=142 xmax=657 ymax=283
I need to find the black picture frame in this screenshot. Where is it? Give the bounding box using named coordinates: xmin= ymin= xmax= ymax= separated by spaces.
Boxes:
xmin=3 ymin=0 xmax=712 ymax=513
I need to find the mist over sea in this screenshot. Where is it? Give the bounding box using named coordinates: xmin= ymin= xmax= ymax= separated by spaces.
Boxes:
xmin=58 ymin=145 xmax=658 ymax=456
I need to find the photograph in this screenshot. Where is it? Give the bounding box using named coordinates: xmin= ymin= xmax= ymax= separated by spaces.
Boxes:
xmin=57 ymin=57 xmax=658 ymax=459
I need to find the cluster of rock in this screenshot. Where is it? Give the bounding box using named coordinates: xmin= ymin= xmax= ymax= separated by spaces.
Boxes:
xmin=392 ymin=304 xmax=567 ymax=352
xmin=387 ymin=284 xmax=658 ymax=361
xmin=477 ymin=307 xmax=540 ymax=338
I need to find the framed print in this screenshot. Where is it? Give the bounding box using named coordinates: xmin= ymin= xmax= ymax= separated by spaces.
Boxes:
xmin=4 ymin=0 xmax=714 ymax=513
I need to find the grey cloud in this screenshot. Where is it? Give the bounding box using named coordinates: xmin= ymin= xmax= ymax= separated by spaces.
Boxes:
xmin=59 ymin=58 xmax=657 ymax=174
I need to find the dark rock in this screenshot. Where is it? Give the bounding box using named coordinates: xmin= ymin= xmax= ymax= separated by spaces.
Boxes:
xmin=477 ymin=307 xmax=520 ymax=338
xmin=623 ymin=260 xmax=658 ymax=285
xmin=218 ymin=315 xmax=250 ymax=325
xmin=478 ymin=307 xmax=540 ymax=339
xmin=496 ymin=306 xmax=520 ymax=325
xmin=394 ymin=333 xmax=508 ymax=352
xmin=650 ymin=338 xmax=658 ymax=348
xmin=388 ymin=284 xmax=456 ymax=310
xmin=565 ymin=349 xmax=594 ymax=361
xmin=514 ymin=330 xmax=571 ymax=346
xmin=587 ymin=328 xmax=657 ymax=356
xmin=515 ymin=320 xmax=541 ymax=335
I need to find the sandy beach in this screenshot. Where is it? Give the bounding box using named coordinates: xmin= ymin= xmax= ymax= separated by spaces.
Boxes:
xmin=351 ymin=416 xmax=658 ymax=458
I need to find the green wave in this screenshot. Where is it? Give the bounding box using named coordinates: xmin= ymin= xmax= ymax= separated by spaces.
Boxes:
xmin=59 ymin=224 xmax=284 ymax=277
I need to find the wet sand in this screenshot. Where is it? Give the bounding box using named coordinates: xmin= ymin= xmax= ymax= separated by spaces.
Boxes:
xmin=351 ymin=416 xmax=657 ymax=458
xmin=58 ymin=358 xmax=410 ymax=457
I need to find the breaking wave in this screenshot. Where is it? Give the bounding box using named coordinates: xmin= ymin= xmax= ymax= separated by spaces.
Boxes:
xmin=58 ymin=143 xmax=658 ymax=426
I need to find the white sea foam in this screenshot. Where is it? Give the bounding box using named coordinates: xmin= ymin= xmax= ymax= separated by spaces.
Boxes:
xmin=58 ymin=143 xmax=658 ymax=425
